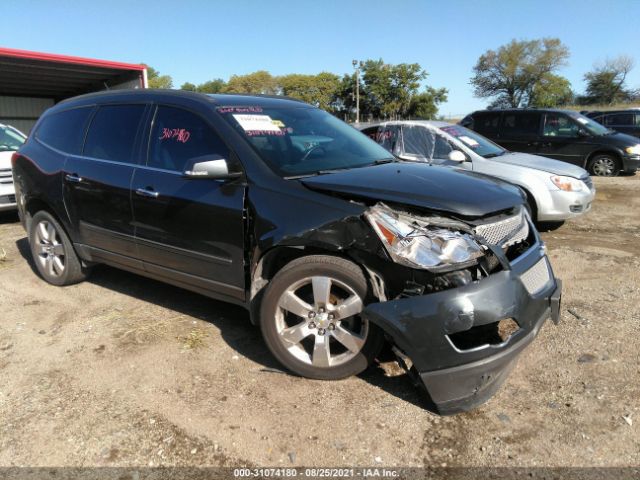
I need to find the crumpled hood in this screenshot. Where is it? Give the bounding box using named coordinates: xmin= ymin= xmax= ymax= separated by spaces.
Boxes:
xmin=300 ymin=162 xmax=524 ymax=217
xmin=494 ymin=152 xmax=588 ymax=177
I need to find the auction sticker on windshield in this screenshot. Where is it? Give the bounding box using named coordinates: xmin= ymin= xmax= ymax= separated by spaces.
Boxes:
xmin=233 ymin=114 xmax=282 ymax=132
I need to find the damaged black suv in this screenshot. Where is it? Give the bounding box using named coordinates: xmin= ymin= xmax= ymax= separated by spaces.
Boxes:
xmin=13 ymin=90 xmax=561 ymax=414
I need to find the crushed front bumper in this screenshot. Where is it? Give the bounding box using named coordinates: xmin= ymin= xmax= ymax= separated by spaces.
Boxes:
xmin=362 ymin=244 xmax=561 ymax=415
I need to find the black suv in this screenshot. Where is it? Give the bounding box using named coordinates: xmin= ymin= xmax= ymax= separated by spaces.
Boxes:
xmin=584 ymin=109 xmax=640 ymax=139
xmin=12 ymin=90 xmax=561 ymax=414
xmin=460 ymin=108 xmax=640 ymax=176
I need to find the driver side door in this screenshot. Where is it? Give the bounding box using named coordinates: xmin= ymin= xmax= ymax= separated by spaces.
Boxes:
xmin=131 ymin=104 xmax=246 ymax=302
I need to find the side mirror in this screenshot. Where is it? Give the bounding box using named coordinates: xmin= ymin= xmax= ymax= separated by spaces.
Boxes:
xmin=183 ymin=155 xmax=242 ymax=180
xmin=448 ymin=150 xmax=467 ymax=162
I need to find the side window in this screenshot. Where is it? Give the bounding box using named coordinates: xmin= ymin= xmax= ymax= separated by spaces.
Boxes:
xmin=148 ymin=106 xmax=229 ymax=172
xmin=376 ymin=126 xmax=401 ymax=154
xmin=84 ymin=105 xmax=146 ymax=163
xmin=502 ymin=112 xmax=541 ymax=136
xmin=433 ymin=135 xmax=454 ymax=159
xmin=35 ymin=107 xmax=93 ymax=154
xmin=543 ymin=113 xmax=579 ymax=137
xmin=473 ymin=113 xmax=501 ymax=135
xmin=605 ymin=113 xmax=634 ymax=126
xmin=360 ymin=126 xmax=379 ymax=141
xmin=402 ymin=125 xmax=434 ymax=157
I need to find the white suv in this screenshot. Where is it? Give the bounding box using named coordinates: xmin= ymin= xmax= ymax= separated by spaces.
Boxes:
xmin=0 ymin=123 xmax=26 ymax=211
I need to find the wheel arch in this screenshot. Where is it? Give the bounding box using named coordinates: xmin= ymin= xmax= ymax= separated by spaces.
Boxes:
xmin=248 ymin=245 xmax=377 ymax=326
xmin=585 ymin=149 xmax=622 ymax=171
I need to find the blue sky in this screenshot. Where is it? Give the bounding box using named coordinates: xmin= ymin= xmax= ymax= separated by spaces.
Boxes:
xmin=2 ymin=0 xmax=639 ymax=116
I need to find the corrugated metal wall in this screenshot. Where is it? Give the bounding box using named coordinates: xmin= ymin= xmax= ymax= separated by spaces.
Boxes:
xmin=0 ymin=96 xmax=55 ymax=134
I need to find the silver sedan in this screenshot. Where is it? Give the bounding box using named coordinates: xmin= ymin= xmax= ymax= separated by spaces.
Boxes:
xmin=359 ymin=121 xmax=595 ymax=223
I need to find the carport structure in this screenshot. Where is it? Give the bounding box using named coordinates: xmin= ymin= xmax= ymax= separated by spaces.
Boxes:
xmin=0 ymin=47 xmax=147 ymax=132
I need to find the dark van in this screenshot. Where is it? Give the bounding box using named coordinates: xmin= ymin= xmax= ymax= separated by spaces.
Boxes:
xmin=584 ymin=109 xmax=640 ymax=139
xmin=12 ymin=90 xmax=561 ymax=414
xmin=460 ymin=109 xmax=640 ymax=176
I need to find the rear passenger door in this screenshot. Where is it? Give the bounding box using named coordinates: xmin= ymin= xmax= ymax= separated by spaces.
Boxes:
xmin=63 ymin=104 xmax=148 ymax=258
xmin=131 ymin=105 xmax=246 ymax=302
xmin=499 ymin=111 xmax=542 ymax=153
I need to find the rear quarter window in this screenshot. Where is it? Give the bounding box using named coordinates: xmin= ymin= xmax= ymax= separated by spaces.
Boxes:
xmin=35 ymin=107 xmax=93 ymax=154
xmin=501 ymin=112 xmax=541 ymax=136
xmin=473 ymin=112 xmax=501 ymax=135
xmin=83 ymin=104 xmax=147 ymax=163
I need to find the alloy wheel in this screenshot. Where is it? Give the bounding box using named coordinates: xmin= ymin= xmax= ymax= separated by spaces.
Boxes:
xmin=275 ymin=276 xmax=367 ymax=368
xmin=592 ymin=156 xmax=616 ymax=176
xmin=34 ymin=220 xmax=66 ymax=278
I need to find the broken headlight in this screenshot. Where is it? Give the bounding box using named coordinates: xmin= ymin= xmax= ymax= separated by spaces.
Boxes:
xmin=365 ymin=204 xmax=484 ymax=271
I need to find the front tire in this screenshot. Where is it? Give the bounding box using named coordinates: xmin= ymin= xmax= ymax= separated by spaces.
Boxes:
xmin=588 ymin=154 xmax=620 ymax=177
xmin=29 ymin=211 xmax=88 ymax=286
xmin=260 ymin=255 xmax=384 ymax=380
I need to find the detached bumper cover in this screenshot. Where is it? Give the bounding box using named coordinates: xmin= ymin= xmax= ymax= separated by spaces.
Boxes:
xmin=362 ymin=244 xmax=561 ymax=415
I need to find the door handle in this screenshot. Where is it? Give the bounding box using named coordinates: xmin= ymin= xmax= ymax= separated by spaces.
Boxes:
xmin=65 ymin=173 xmax=83 ymax=183
xmin=527 ymin=141 xmax=540 ymax=147
xmin=135 ymin=187 xmax=160 ymax=199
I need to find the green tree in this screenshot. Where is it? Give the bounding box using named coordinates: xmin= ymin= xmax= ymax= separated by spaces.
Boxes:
xmin=223 ymin=71 xmax=278 ymax=94
xmin=470 ymin=38 xmax=570 ymax=108
xmin=143 ymin=65 xmax=173 ymax=89
xmin=407 ymin=87 xmax=449 ymax=119
xmin=362 ymin=59 xmax=427 ymax=118
xmin=180 ymin=82 xmax=197 ymax=91
xmin=529 ymin=73 xmax=573 ymax=107
xmin=583 ymin=56 xmax=635 ymax=104
xmin=196 ymin=78 xmax=226 ymax=94
xmin=279 ymin=72 xmax=341 ymax=111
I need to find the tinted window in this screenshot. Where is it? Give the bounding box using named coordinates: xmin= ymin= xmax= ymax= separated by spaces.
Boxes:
xmin=84 ymin=105 xmax=146 ymax=163
xmin=543 ymin=113 xmax=580 ymax=137
xmin=148 ymin=106 xmax=229 ymax=172
xmin=502 ymin=112 xmax=541 ymax=136
xmin=35 ymin=107 xmax=93 ymax=154
xmin=473 ymin=112 xmax=501 ymax=134
xmin=605 ymin=113 xmax=634 ymax=126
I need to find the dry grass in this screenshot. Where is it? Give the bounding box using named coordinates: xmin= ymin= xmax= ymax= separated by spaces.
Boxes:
xmin=561 ymin=103 xmax=640 ymax=113
xmin=177 ymin=329 xmax=209 ymax=351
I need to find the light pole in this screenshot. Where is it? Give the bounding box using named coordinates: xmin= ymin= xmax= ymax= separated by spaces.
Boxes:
xmin=352 ymin=60 xmax=362 ymax=123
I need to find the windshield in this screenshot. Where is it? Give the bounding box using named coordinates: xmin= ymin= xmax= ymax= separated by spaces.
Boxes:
xmin=440 ymin=124 xmax=506 ymax=158
xmin=0 ymin=126 xmax=26 ymax=152
xmin=567 ymin=112 xmax=611 ymax=136
xmin=217 ymin=106 xmax=394 ymax=177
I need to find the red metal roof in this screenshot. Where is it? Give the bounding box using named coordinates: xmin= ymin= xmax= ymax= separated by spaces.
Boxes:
xmin=0 ymin=47 xmax=146 ymax=71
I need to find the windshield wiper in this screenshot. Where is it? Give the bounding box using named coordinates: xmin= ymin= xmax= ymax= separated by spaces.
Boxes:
xmin=370 ymin=157 xmax=396 ymax=165
xmin=484 ymin=151 xmax=506 ymax=158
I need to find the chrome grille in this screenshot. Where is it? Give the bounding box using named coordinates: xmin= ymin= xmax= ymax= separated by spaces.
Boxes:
xmin=474 ymin=211 xmax=529 ymax=247
xmin=0 ymin=168 xmax=13 ymax=185
xmin=520 ymin=258 xmax=552 ymax=295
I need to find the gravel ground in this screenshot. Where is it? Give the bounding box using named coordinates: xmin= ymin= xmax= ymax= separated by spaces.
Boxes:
xmin=0 ymin=175 xmax=638 ymax=470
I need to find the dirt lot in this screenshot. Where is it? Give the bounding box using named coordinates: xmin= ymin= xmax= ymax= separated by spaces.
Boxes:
xmin=0 ymin=175 xmax=638 ymax=470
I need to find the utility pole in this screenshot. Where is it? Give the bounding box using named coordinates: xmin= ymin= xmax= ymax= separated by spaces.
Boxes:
xmin=352 ymin=60 xmax=362 ymax=123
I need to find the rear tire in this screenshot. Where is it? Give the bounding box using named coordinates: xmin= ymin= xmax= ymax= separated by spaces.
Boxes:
xmin=29 ymin=211 xmax=88 ymax=286
xmin=260 ymin=255 xmax=384 ymax=380
xmin=588 ymin=154 xmax=620 ymax=177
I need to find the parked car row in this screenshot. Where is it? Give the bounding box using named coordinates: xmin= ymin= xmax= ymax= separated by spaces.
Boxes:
xmin=359 ymin=121 xmax=595 ymax=224
xmin=460 ymin=108 xmax=640 ymax=177
xmin=12 ymin=90 xmax=562 ymax=414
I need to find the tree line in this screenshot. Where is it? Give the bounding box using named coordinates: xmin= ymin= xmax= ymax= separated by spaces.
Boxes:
xmin=470 ymin=38 xmax=638 ymax=108
xmin=144 ymin=39 xmax=638 ymax=120
xmin=144 ymin=59 xmax=448 ymax=121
